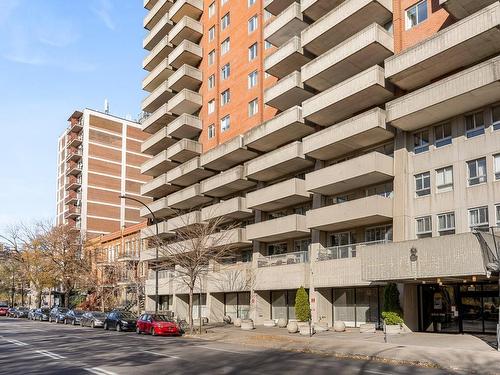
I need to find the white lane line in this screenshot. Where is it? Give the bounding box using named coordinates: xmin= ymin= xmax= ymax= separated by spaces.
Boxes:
xmin=34 ymin=350 xmax=66 ymax=360
xmin=142 ymin=350 xmax=181 ymax=360
xmin=364 ymin=371 xmax=391 ymax=375
xmin=191 ymin=345 xmax=248 ymax=355
xmin=32 ymin=328 xmax=46 ymax=332
xmin=3 ymin=338 xmax=28 ymax=346
xmin=84 ymin=367 xmax=118 ymax=375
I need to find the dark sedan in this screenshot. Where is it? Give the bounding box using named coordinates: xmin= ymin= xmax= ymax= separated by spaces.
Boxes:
xmin=49 ymin=307 xmax=69 ymax=323
xmin=81 ymin=311 xmax=106 ymax=328
xmin=103 ymin=310 xmax=137 ymax=332
xmin=33 ymin=307 xmax=50 ymax=321
xmin=14 ymin=307 xmax=29 ymax=318
xmin=64 ymin=310 xmax=85 ymax=325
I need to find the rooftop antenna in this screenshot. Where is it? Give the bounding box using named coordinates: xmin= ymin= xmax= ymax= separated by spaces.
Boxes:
xmin=104 ymin=98 xmax=110 ymax=114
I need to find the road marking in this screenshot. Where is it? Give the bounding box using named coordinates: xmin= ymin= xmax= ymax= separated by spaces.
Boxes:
xmin=85 ymin=367 xmax=118 ymax=375
xmin=32 ymin=328 xmax=46 ymax=332
xmin=142 ymin=350 xmax=181 ymax=360
xmin=364 ymin=371 xmax=392 ymax=375
xmin=3 ymin=338 xmax=28 ymax=346
xmin=192 ymin=345 xmax=248 ymax=355
xmin=35 ymin=350 xmax=66 ymax=360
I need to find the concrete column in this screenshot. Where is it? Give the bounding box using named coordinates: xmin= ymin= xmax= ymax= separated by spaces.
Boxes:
xmin=208 ymin=292 xmax=225 ymax=323
xmin=310 ymin=159 xmax=324 ymax=323
xmin=316 ymin=288 xmax=333 ymax=327
xmin=393 ymin=129 xmax=412 ymax=242
xmin=402 ymin=284 xmax=418 ymax=331
xmin=174 ymin=294 xmax=188 ymax=320
xmin=254 ymin=290 xmax=271 ymax=325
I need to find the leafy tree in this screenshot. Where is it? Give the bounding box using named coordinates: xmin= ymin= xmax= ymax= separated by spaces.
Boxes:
xmin=295 ymin=286 xmax=310 ymax=322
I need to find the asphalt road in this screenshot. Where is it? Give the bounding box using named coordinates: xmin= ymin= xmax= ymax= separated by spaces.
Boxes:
xmin=0 ymin=317 xmax=452 ymax=375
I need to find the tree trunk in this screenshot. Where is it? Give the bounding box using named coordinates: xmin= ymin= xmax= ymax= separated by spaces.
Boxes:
xmin=37 ymin=291 xmax=42 ymax=308
xmin=188 ymin=288 xmax=194 ymax=334
xmin=64 ymin=290 xmax=70 ymax=308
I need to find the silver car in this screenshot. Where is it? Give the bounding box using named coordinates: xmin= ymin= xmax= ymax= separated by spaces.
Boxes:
xmin=81 ymin=311 xmax=107 ymax=328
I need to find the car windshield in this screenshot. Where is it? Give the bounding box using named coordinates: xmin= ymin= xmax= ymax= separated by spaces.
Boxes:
xmin=60 ymin=308 xmax=69 ymax=313
xmin=93 ymin=313 xmax=106 ymax=318
xmin=73 ymin=310 xmax=84 ymax=315
xmin=151 ymin=315 xmax=173 ymax=322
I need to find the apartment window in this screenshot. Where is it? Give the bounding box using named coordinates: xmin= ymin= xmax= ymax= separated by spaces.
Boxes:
xmin=221 ymin=115 xmax=230 ymax=132
xmin=434 ymin=123 xmax=451 ymax=148
xmin=221 ymin=63 xmax=230 ymax=80
xmin=497 ymin=205 xmax=500 ymax=226
xmin=436 ymin=166 xmax=453 ymax=192
xmin=248 ymin=15 xmax=258 ymax=33
xmin=294 ymin=239 xmax=310 ymax=253
xmin=265 ymin=40 xmax=272 ymax=50
xmin=221 ymin=89 xmax=230 ymax=106
xmin=221 ymin=37 xmax=230 ymax=55
xmin=208 ymin=99 xmax=215 ymax=114
xmin=208 ymin=124 xmax=216 ymax=139
xmin=437 ymin=212 xmax=455 ymax=235
xmin=248 ymin=0 xmax=256 ymax=6
xmin=465 ymin=111 xmax=485 ymax=138
xmin=492 ymin=105 xmax=500 ymax=130
xmin=413 ymin=129 xmax=429 ymax=154
xmin=467 ymin=157 xmax=487 ymax=186
xmin=208 ymin=74 xmax=215 ymax=90
xmin=416 ymin=216 xmax=432 ymax=238
xmin=469 ymin=206 xmax=489 ymax=230
xmin=221 ymin=13 xmax=230 ymax=30
xmin=365 ymin=225 xmax=393 ymax=242
xmin=208 ymin=2 xmax=215 ymax=18
xmin=267 ymin=242 xmax=287 ymax=256
xmin=405 ymin=0 xmax=428 ymax=30
xmin=415 ymin=171 xmax=430 ymax=197
xmin=248 ymin=43 xmax=258 ymax=61
xmin=208 ymin=49 xmax=215 ymax=65
xmin=495 ymin=154 xmax=500 ymax=180
xmin=208 ymin=26 xmax=215 ymax=42
xmin=248 ymin=99 xmax=258 ymax=117
xmin=248 ymin=70 xmax=258 ymax=88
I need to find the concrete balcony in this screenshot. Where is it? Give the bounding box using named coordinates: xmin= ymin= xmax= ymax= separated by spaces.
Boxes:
xmin=168 ymin=113 xmax=202 ymax=139
xmin=167 ymin=138 xmax=201 ymax=163
xmin=206 ymin=262 xmax=253 ymax=293
xmin=143 ymin=13 xmax=173 ymax=51
xmin=301 ymin=0 xmax=392 ymax=56
xmin=141 ymin=103 xmax=176 ymax=134
xmin=140 ymin=197 xmax=175 ymax=219
xmin=254 ymin=254 xmax=309 ymax=290
xmin=200 ymin=165 xmax=255 ymax=198
xmin=168 ymin=40 xmax=202 ymax=69
xmin=141 ymin=126 xmax=176 ymax=155
xmin=302 ymin=23 xmax=393 ymax=91
xmin=361 ymin=233 xmax=488 ymax=281
xmin=301 ymin=0 xmax=345 ymax=21
xmin=141 ymin=173 xmax=179 ymax=198
xmin=200 ymin=135 xmax=258 ymax=171
xmin=201 ymin=197 xmax=253 ymax=222
xmin=143 ymin=35 xmax=173 ymax=72
xmin=264 ymin=0 xmax=298 ymax=15
xmin=167 ymin=64 xmax=202 ymax=92
xmin=246 ymin=178 xmax=311 ymax=212
xmin=140 ymin=221 xmax=175 ymax=240
xmin=66 ymin=162 xmax=83 ymax=176
xmin=142 ymin=58 xmax=174 ymax=93
xmin=169 ymin=0 xmax=203 ymax=23
xmin=264 ymin=71 xmax=314 ymax=111
xmin=306 ymin=195 xmax=393 ymax=232
xmin=264 ymin=2 xmax=309 ymax=47
xmin=245 ymin=141 xmax=314 ymax=182
xmin=207 ymin=228 xmax=251 ymax=249
xmin=167 ymin=157 xmax=214 ymax=187
xmin=386 ymin=3 xmax=500 ymax=91
xmin=168 ymin=184 xmax=211 ymax=210
xmin=65 ymin=176 xmax=81 ymax=191
xmin=302 ymin=108 xmax=393 ymax=160
xmin=144 ymin=0 xmax=173 ymax=30
xmin=167 ymin=210 xmax=202 ymax=231
xmin=313 ymin=256 xmax=367 ymax=288
xmin=439 ymin=0 xmax=497 ymax=19
xmin=246 ymin=214 xmax=309 ymax=242
xmin=168 ymin=16 xmax=202 ymax=46
xmin=302 ymin=65 xmax=394 ymax=126
xmin=386 ymin=55 xmax=500 ymax=131
xmin=145 ymin=275 xmax=175 ymax=295
xmin=244 ymin=106 xmax=314 ymax=152
xmin=141 ymin=81 xmax=174 ymax=113
xmin=144 ymin=0 xmax=159 ymax=11
xmin=264 ymin=36 xmax=312 ymax=79
xmin=167 ymin=89 xmax=202 ymax=115
xmin=306 ymin=152 xmax=394 ymax=195
xmin=140 ymin=150 xmax=179 ymax=177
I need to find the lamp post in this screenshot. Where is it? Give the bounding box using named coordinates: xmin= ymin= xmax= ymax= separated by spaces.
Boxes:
xmin=489 ymin=226 xmax=500 ymax=351
xmin=119 ymin=195 xmax=159 ymax=314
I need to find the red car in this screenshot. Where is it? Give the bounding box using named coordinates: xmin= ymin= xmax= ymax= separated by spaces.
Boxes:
xmin=0 ymin=302 xmax=9 ymax=316
xmin=136 ymin=314 xmax=180 ymax=336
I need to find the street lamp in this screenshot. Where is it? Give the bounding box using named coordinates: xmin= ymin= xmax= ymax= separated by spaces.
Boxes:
xmin=119 ymin=194 xmax=159 ymax=314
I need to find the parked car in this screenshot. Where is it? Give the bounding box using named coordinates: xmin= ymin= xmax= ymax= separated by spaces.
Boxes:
xmin=14 ymin=307 xmax=29 ymax=318
xmin=33 ymin=307 xmax=50 ymax=321
xmin=0 ymin=302 xmax=9 ymax=316
xmin=103 ymin=310 xmax=137 ymax=332
xmin=81 ymin=311 xmax=107 ymax=328
xmin=49 ymin=307 xmax=69 ymax=323
xmin=136 ymin=314 xmax=181 ymax=336
xmin=27 ymin=308 xmax=36 ymax=320
xmin=6 ymin=307 xmax=17 ymax=317
xmin=64 ymin=310 xmax=85 ymax=325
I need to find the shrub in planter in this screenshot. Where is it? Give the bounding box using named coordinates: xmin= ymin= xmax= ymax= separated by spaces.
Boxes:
xmin=381 ymin=311 xmax=403 ymax=325
xmin=295 ymin=286 xmax=310 ymax=322
xmin=383 ymin=283 xmax=402 ymax=316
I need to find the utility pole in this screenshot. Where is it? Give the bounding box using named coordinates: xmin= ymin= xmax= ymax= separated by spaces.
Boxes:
xmin=490 ymin=226 xmax=500 ymax=351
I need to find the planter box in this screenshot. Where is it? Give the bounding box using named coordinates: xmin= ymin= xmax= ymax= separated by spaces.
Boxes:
xmin=359 ymin=323 xmax=376 ymax=333
xmin=384 ymin=324 xmax=401 ymax=335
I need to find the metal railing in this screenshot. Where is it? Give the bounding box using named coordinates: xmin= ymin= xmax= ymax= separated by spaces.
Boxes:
xmin=257 ymin=250 xmax=309 ymax=268
xmin=149 ymin=269 xmax=176 ymax=280
xmin=317 ymin=240 xmax=390 ymax=261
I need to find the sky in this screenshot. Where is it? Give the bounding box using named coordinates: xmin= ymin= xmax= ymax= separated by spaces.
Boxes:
xmin=0 ymin=0 xmax=146 ymax=234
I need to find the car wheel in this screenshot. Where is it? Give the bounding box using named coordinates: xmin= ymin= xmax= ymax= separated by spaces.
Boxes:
xmin=136 ymin=326 xmax=141 ymax=334
xmin=103 ymin=322 xmax=108 ymax=330
xmin=151 ymin=328 xmax=156 ymax=336
xmin=116 ymin=324 xmax=121 ymax=332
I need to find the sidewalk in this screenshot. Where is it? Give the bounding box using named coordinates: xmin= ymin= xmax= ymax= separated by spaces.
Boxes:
xmin=190 ymin=325 xmax=500 ymax=374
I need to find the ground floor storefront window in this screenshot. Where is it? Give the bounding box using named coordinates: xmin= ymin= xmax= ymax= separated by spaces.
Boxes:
xmin=271 ymin=290 xmax=297 ymax=320
xmin=224 ymin=292 xmax=250 ymax=320
xmin=158 ymin=295 xmax=172 ymax=311
xmin=332 ymin=287 xmax=382 ymax=328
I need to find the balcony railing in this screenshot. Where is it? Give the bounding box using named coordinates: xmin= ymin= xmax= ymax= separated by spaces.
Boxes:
xmin=149 ymin=269 xmax=176 ymax=280
xmin=317 ymin=240 xmax=390 ymax=261
xmin=257 ymin=250 xmax=309 ymax=268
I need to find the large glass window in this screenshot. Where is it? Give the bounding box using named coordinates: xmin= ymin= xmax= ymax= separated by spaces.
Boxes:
xmin=465 ymin=111 xmax=485 ymax=138
xmin=208 ymin=49 xmax=215 ymax=65
xmin=365 ymin=225 xmax=393 ymax=242
xmin=207 ymin=124 xmax=215 ymax=139
xmin=221 ymin=63 xmax=230 ymax=80
xmin=467 ymin=158 xmax=487 ymax=186
xmin=208 ymin=74 xmax=215 ymax=90
xmin=248 ymin=15 xmax=258 ymax=33
xmin=434 ymin=123 xmax=451 ymax=147
xmin=220 ymin=89 xmax=230 ymax=106
xmin=405 ymin=0 xmax=428 ymax=30
xmin=494 ymin=154 xmax=500 ymax=180
xmin=436 ymin=166 xmax=453 ymax=192
xmin=414 ymin=130 xmax=429 ymax=154
xmin=221 ymin=13 xmax=230 ymax=30
xmin=220 ymin=115 xmax=230 ymax=132
xmin=469 ymin=206 xmax=489 ymax=230
xmin=248 ymin=70 xmax=258 ymax=88
xmin=416 ymin=216 xmax=432 ymax=238
xmin=267 ymin=242 xmax=287 ymax=255
xmin=437 ymin=212 xmax=455 ymax=235
xmin=221 ymin=37 xmax=230 ymax=55
xmin=492 ymin=105 xmax=500 ymax=130
xmin=208 ymin=26 xmax=215 ymax=42
xmin=415 ymin=171 xmax=431 ymax=196
xmin=248 ymin=43 xmax=258 ymax=61
xmin=208 ymin=2 xmax=215 ymax=18
xmin=248 ymin=99 xmax=258 ymax=117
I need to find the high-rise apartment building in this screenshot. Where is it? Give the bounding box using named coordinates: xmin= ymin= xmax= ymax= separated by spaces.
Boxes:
xmin=139 ymin=0 xmax=500 ymax=334
xmin=56 ymin=109 xmax=151 ymax=237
